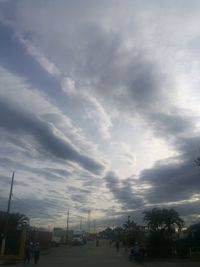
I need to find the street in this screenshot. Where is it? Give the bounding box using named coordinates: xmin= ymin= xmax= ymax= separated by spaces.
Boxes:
xmin=8 ymin=240 xmax=200 ymax=267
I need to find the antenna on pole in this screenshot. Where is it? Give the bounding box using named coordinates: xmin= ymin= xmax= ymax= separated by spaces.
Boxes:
xmin=1 ymin=172 xmax=15 ymax=255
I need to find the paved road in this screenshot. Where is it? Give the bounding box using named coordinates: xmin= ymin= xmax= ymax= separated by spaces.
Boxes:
xmin=8 ymin=240 xmax=138 ymax=267
xmin=8 ymin=240 xmax=200 ymax=267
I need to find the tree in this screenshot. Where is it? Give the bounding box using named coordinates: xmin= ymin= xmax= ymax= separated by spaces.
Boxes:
xmin=0 ymin=211 xmax=29 ymax=232
xmin=123 ymin=215 xmax=138 ymax=233
xmin=162 ymin=209 xmax=183 ymax=233
xmin=143 ymin=208 xmax=184 ymax=258
xmin=123 ymin=216 xmax=139 ymax=245
xmin=143 ymin=208 xmax=163 ymax=232
xmin=143 ymin=208 xmax=183 ymax=233
xmin=113 ymin=226 xmax=124 ymax=240
xmin=8 ymin=213 xmax=29 ymax=231
xmin=195 ymin=157 xmax=200 ymax=167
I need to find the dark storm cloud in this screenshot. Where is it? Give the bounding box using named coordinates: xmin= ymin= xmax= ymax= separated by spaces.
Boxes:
xmin=0 ymin=21 xmax=61 ymax=100
xmin=172 ymin=201 xmax=200 ymax=218
xmin=149 ymin=112 xmax=194 ymax=138
xmin=105 ymin=171 xmax=145 ymax=209
xmin=137 ymin=134 xmax=200 ymax=206
xmin=10 ymin=195 xmax=69 ymax=220
xmin=0 ymin=157 xmax=68 ymax=182
xmin=0 ymin=100 xmax=105 ymax=175
xmin=104 ymin=133 xmax=200 ymax=220
xmin=140 ymin=158 xmax=200 ymax=204
xmin=176 ymin=136 xmax=200 ymax=158
xmin=104 ymin=135 xmax=198 ymax=221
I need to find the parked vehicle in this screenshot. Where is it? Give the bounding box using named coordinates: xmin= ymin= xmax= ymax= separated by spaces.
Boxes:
xmin=51 ymin=228 xmax=66 ymax=246
xmin=72 ymin=230 xmax=85 ymax=246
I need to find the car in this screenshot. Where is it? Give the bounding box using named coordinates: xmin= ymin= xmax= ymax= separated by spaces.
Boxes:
xmin=72 ymin=234 xmax=84 ymax=245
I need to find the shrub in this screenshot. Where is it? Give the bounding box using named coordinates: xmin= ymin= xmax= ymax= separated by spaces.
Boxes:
xmin=146 ymin=232 xmax=173 ymax=258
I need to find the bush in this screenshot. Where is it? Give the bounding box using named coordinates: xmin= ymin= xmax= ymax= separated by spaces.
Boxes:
xmin=146 ymin=232 xmax=173 ymax=258
xmin=176 ymin=237 xmax=191 ymax=258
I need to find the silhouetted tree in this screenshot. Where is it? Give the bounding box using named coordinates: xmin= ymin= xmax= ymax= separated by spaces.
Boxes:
xmin=143 ymin=208 xmax=163 ymax=232
xmin=8 ymin=212 xmax=29 ymax=231
xmin=144 ymin=208 xmax=184 ymax=258
xmin=123 ymin=216 xmax=139 ymax=245
xmin=195 ymin=156 xmax=200 ymax=167
xmin=143 ymin=208 xmax=183 ymax=233
xmin=162 ymin=209 xmax=183 ymax=233
xmin=123 ymin=215 xmax=138 ymax=233
xmin=113 ymin=226 xmax=124 ymax=240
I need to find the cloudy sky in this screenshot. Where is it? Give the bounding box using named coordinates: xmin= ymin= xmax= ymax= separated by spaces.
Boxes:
xmin=0 ymin=0 xmax=200 ymax=229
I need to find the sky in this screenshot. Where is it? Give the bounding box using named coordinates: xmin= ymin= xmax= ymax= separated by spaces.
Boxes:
xmin=0 ymin=0 xmax=200 ymax=230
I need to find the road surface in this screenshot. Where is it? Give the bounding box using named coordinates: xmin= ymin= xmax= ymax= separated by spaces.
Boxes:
xmin=8 ymin=240 xmax=200 ymax=267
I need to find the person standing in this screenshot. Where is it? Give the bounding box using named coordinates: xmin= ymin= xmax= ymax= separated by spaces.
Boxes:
xmin=24 ymin=242 xmax=32 ymax=264
xmin=34 ymin=242 xmax=40 ymax=264
xmin=96 ymin=238 xmax=99 ymax=247
xmin=116 ymin=240 xmax=119 ymax=252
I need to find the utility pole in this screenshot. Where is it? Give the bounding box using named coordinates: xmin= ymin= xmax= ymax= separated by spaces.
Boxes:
xmin=87 ymin=210 xmax=91 ymax=234
xmin=1 ymin=172 xmax=15 ymax=255
xmin=66 ymin=209 xmax=69 ymax=244
xmin=93 ymin=219 xmax=96 ymax=234
xmin=80 ymin=216 xmax=82 ymax=230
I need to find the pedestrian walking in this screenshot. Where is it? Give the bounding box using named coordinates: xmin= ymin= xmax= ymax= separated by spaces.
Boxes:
xmin=96 ymin=238 xmax=99 ymax=247
xmin=24 ymin=242 xmax=33 ymax=264
xmin=34 ymin=242 xmax=40 ymax=264
xmin=116 ymin=240 xmax=119 ymax=252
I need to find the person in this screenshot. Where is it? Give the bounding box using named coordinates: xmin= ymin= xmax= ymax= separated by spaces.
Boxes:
xmin=129 ymin=242 xmax=139 ymax=261
xmin=96 ymin=238 xmax=99 ymax=247
xmin=133 ymin=242 xmax=140 ymax=255
xmin=24 ymin=242 xmax=32 ymax=264
xmin=132 ymin=242 xmax=144 ymax=262
xmin=116 ymin=240 xmax=119 ymax=252
xmin=34 ymin=242 xmax=40 ymax=265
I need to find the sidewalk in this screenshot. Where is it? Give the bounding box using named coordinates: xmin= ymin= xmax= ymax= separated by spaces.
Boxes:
xmin=0 ymin=255 xmax=22 ymax=265
xmin=0 ymin=249 xmax=51 ymax=265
